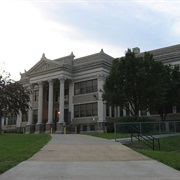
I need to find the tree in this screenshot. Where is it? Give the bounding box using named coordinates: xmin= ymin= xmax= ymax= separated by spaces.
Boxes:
xmin=102 ymin=49 xmax=180 ymax=120
xmin=148 ymin=65 xmax=180 ymax=120
xmin=0 ymin=68 xmax=30 ymax=133
xmin=102 ymin=49 xmax=156 ymax=116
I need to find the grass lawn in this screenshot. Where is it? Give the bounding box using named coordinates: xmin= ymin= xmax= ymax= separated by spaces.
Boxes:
xmin=0 ymin=133 xmax=51 ymax=174
xmin=131 ymin=136 xmax=180 ymax=171
xmin=87 ymin=133 xmax=180 ymax=171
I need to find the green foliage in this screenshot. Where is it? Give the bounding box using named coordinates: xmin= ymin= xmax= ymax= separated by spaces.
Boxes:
xmin=103 ymin=49 xmax=159 ymax=116
xmin=0 ymin=69 xmax=30 ymax=134
xmin=0 ymin=134 xmax=51 ymax=174
xmin=0 ymin=75 xmax=30 ymax=117
xmin=103 ymin=49 xmax=180 ymax=120
xmin=149 ymin=65 xmax=180 ymax=120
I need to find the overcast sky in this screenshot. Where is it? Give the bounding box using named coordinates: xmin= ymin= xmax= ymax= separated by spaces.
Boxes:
xmin=0 ymin=0 xmax=180 ymax=80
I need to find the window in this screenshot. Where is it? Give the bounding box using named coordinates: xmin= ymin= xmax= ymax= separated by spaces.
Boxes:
xmin=106 ymin=104 xmax=109 ymax=117
xmin=8 ymin=114 xmax=16 ymax=125
xmin=65 ymin=88 xmax=69 ymax=96
xmin=80 ymin=104 xmax=86 ymax=117
xmin=34 ymin=90 xmax=39 ymax=101
xmin=74 ymin=79 xmax=97 ymax=95
xmin=86 ymin=103 xmax=92 ymax=117
xmin=92 ymin=79 xmax=97 ymax=92
xmin=90 ymin=124 xmax=95 ymax=131
xmin=74 ymin=103 xmax=98 ymax=118
xmin=74 ymin=105 xmax=80 ymax=118
xmin=83 ymin=125 xmax=87 ymax=131
xmin=92 ymin=103 xmax=97 ymax=116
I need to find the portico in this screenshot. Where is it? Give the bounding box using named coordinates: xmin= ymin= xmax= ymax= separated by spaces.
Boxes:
xmin=25 ymin=76 xmax=72 ymax=134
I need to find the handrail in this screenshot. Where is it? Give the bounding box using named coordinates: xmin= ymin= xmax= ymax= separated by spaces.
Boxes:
xmin=130 ymin=125 xmax=160 ymax=151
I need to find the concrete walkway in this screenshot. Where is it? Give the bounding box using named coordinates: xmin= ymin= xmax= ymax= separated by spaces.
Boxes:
xmin=0 ymin=134 xmax=179 ymax=180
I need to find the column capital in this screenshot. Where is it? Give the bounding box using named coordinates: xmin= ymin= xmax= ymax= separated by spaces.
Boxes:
xmin=97 ymin=73 xmax=106 ymax=80
xmin=59 ymin=76 xmax=66 ymax=82
xmin=48 ymin=79 xmax=54 ymax=85
xmin=27 ymin=83 xmax=34 ymax=90
xmin=38 ymin=81 xmax=44 ymax=85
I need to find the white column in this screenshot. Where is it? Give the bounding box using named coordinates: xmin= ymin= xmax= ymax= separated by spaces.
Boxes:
xmin=16 ymin=111 xmax=22 ymax=127
xmin=147 ymin=111 xmax=150 ymax=116
xmin=68 ymin=80 xmax=73 ymax=122
xmin=117 ymin=106 xmax=120 ymax=117
xmin=47 ymin=79 xmax=54 ymax=124
xmin=98 ymin=74 xmax=105 ymax=122
xmin=1 ymin=117 xmax=4 ymax=129
xmin=173 ymin=106 xmax=176 ymax=114
xmin=109 ymin=106 xmax=112 ymax=118
xmin=37 ymin=82 xmax=43 ymax=124
xmin=114 ymin=107 xmax=117 ymax=118
xmin=59 ymin=77 xmax=65 ymax=123
xmin=27 ymin=84 xmax=33 ymax=125
xmin=123 ymin=108 xmax=126 ymax=116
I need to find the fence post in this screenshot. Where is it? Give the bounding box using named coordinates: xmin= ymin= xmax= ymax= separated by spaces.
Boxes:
xmin=114 ymin=123 xmax=117 ymax=142
xmin=159 ymin=122 xmax=161 ymax=135
xmin=174 ymin=122 xmax=176 ymax=133
xmin=153 ymin=138 xmax=154 ymax=150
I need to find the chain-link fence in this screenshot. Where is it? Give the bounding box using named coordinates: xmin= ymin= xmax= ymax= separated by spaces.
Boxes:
xmin=114 ymin=121 xmax=180 ymax=142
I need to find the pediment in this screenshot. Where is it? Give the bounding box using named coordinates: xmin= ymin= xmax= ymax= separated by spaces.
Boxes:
xmin=27 ymin=58 xmax=60 ymax=75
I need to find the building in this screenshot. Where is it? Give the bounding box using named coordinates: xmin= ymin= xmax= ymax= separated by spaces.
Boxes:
xmin=2 ymin=49 xmax=114 ymax=133
xmin=2 ymin=44 xmax=180 ymax=133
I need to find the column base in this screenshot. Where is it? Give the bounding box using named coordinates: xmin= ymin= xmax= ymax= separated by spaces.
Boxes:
xmin=96 ymin=122 xmax=106 ymax=133
xmin=45 ymin=123 xmax=54 ymax=134
xmin=35 ymin=123 xmax=45 ymax=134
xmin=25 ymin=124 xmax=35 ymax=134
xmin=56 ymin=122 xmax=64 ymax=134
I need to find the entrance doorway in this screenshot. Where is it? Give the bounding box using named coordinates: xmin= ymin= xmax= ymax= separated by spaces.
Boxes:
xmin=54 ymin=109 xmax=59 ymax=131
xmin=64 ymin=109 xmax=69 ymax=124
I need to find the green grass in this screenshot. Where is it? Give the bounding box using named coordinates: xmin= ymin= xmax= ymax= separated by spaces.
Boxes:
xmin=132 ymin=136 xmax=180 ymax=171
xmin=0 ymin=133 xmax=51 ymax=174
xmin=86 ymin=133 xmax=180 ymax=171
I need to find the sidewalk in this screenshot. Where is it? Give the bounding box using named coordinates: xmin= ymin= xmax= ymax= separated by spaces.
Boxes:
xmin=0 ymin=134 xmax=179 ymax=180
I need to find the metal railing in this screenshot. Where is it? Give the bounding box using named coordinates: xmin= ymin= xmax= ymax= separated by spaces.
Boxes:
xmin=130 ymin=125 xmax=160 ymax=151
xmin=114 ymin=121 xmax=180 ymax=140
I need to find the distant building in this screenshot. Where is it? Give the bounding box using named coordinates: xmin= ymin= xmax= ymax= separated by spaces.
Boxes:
xmin=2 ymin=44 xmax=180 ymax=133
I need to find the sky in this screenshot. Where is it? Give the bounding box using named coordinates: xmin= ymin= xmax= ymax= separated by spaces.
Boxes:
xmin=0 ymin=0 xmax=180 ymax=80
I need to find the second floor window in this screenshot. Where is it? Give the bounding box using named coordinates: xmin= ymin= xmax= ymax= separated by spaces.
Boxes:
xmin=34 ymin=90 xmax=39 ymax=101
xmin=74 ymin=79 xmax=97 ymax=95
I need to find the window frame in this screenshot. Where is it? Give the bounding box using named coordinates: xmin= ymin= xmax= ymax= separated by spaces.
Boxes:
xmin=74 ymin=102 xmax=98 ymax=118
xmin=74 ymin=79 xmax=97 ymax=95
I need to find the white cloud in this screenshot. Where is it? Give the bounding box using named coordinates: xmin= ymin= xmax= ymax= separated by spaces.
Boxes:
xmin=0 ymin=0 xmax=124 ymax=80
xmin=135 ymin=0 xmax=180 ymax=36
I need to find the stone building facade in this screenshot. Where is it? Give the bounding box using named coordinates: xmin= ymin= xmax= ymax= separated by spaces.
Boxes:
xmin=2 ymin=49 xmax=115 ymax=133
xmin=2 ymin=44 xmax=180 ymax=133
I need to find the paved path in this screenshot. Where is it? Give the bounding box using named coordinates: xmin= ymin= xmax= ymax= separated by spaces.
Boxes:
xmin=0 ymin=134 xmax=179 ymax=180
